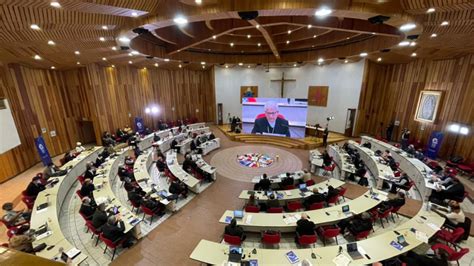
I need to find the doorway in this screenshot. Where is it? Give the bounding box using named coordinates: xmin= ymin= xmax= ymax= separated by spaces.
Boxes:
xmin=345 ymin=109 xmax=356 ymax=137
xmin=77 ymin=120 xmax=96 ymax=145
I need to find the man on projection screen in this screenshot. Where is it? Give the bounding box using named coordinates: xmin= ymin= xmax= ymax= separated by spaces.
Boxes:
xmin=251 ymin=101 xmax=290 ymax=137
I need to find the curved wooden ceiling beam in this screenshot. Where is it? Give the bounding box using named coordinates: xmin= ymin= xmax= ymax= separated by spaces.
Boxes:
xmin=248 ymin=19 xmax=280 ymax=59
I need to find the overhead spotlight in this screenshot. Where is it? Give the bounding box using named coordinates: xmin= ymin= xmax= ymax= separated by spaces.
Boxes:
xmin=173 ymin=16 xmax=188 ymax=26
xmin=230 ymin=43 xmax=234 ymax=47
xmin=326 ymin=116 xmax=335 ymax=121
xmin=409 ymin=41 xmax=416 ymax=46
xmin=50 ymin=66 xmax=55 ymax=69
xmin=111 ymin=65 xmax=115 ymax=68
xmin=238 ymin=62 xmax=243 ymax=66
xmin=131 ymin=51 xmax=139 ymax=55
xmin=164 ymin=58 xmax=170 ymax=62
xmin=247 ymin=34 xmax=251 ymax=39
xmin=225 ymin=65 xmax=229 ymax=68
xmin=360 ymin=52 xmax=368 ymax=57
xmin=377 ymin=57 xmax=382 ymax=62
xmin=179 ymin=64 xmax=182 ymax=68
xmin=151 ymin=107 xmax=159 ymax=114
xmin=317 ymin=58 xmax=324 ymax=63
xmin=129 ymin=61 xmax=133 ymax=64
xmin=411 ymin=52 xmax=417 ymax=57
xmin=131 ymin=12 xmax=138 ymax=17
xmin=293 ymin=63 xmax=297 ymax=67
xmin=143 ymin=67 xmax=147 ymax=70
xmin=441 ymin=21 xmax=449 ymax=26
xmin=102 ymin=57 xmax=107 ymax=61
xmin=398 ymin=41 xmax=410 ymax=46
xmin=50 ymin=1 xmax=61 ymax=8
xmin=212 ymin=35 xmax=216 ymax=39
xmin=257 ymin=43 xmax=261 ymax=47
xmin=368 ymin=15 xmax=390 ymax=25
xmin=30 ymin=24 xmax=40 ymax=30
xmin=201 ymin=61 xmax=206 ymax=65
xmin=74 ymin=50 xmax=80 ymax=55
xmin=430 ymin=33 xmax=437 ymax=38
xmin=307 ymin=24 xmax=312 ymax=29
xmin=34 ymin=54 xmax=42 ymax=60
xmin=76 ymin=62 xmax=80 ymax=65
xmin=118 ymin=37 xmax=130 ymax=43
xmin=344 ymin=59 xmax=349 ymax=63
xmin=286 ymin=40 xmax=290 ymax=44
xmin=288 ymin=30 xmax=292 ymax=34
xmin=111 ymin=46 xmax=117 ymax=50
xmin=313 ymin=35 xmax=317 ymax=38
xmin=426 ymin=8 xmax=435 ymax=13
xmin=202 ymin=65 xmax=205 ymax=69
xmin=128 ymin=53 xmax=133 ymax=56
xmin=195 ymin=0 xmax=202 ymax=4
xmin=102 ymin=25 xmax=108 ymax=30
xmin=145 ymin=108 xmax=151 ymax=114
xmin=315 ymin=7 xmax=332 ymax=17
xmin=400 ymin=23 xmax=416 ymax=31
xmin=99 ymin=37 xmax=105 ymax=41
xmin=47 ymin=40 xmax=55 ymax=45
xmin=238 ymin=11 xmax=259 ymax=20
xmin=371 ymin=32 xmax=376 ymax=35
xmin=256 ymin=24 xmax=260 ymax=29
xmin=154 ymin=63 xmax=159 ymax=67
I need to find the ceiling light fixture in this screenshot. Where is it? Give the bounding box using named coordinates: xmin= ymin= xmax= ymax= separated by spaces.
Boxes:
xmin=34 ymin=55 xmax=41 ymax=60
xmin=131 ymin=51 xmax=139 ymax=55
xmin=313 ymin=35 xmax=317 ymax=38
xmin=202 ymin=65 xmax=205 ymax=69
xmin=238 ymin=62 xmax=243 ymax=66
xmin=99 ymin=37 xmax=105 ymax=42
xmin=256 ymin=24 xmax=260 ymax=29
xmin=102 ymin=25 xmax=108 ymax=30
xmin=111 ymin=46 xmax=117 ymax=50
xmin=360 ymin=52 xmax=368 ymax=57
xmin=128 ymin=53 xmax=133 ymax=56
xmin=173 ymin=16 xmax=188 ymax=25
xmin=195 ymin=0 xmax=202 ymax=4
xmin=164 ymin=58 xmax=170 ymax=62
xmin=398 ymin=41 xmax=410 ymax=46
xmin=377 ymin=57 xmax=382 ymax=62
xmin=288 ymin=30 xmax=292 ymax=34
xmin=225 ymin=65 xmax=229 ymax=68
xmin=286 ymin=40 xmax=290 ymax=44
xmin=102 ymin=57 xmax=107 ymax=61
xmin=131 ymin=12 xmax=138 ymax=17
xmin=118 ymin=37 xmax=130 ymax=43
xmin=50 ymin=1 xmax=61 ymax=8
xmin=247 ymin=34 xmax=251 ymax=39
xmin=411 ymin=52 xmax=417 ymax=57
xmin=212 ymin=35 xmax=216 ymax=39
xmin=230 ymin=43 xmax=234 ymax=47
xmin=409 ymin=41 xmax=416 ymax=46
xmin=154 ymin=63 xmax=159 ymax=67
xmin=293 ymin=63 xmax=297 ymax=67
xmin=315 ymin=7 xmax=333 ymax=17
xmin=427 ymin=8 xmax=435 ymax=13
xmin=47 ymin=40 xmax=55 ymax=45
xmin=307 ymin=24 xmax=312 ymax=29
xmin=344 ymin=59 xmax=348 ymax=63
xmin=74 ymin=50 xmax=80 ymax=55
xmin=257 ymin=43 xmax=261 ymax=47
xmin=76 ymin=62 xmax=80 ymax=65
xmin=317 ymin=58 xmax=324 ymax=63
xmin=430 ymin=33 xmax=437 ymax=38
xmin=441 ymin=21 xmax=449 ymax=26
xmin=50 ymin=66 xmax=55 ymax=69
xmin=30 ymin=24 xmax=40 ymax=30
xmin=111 ymin=65 xmax=115 ymax=68
xmin=201 ymin=61 xmax=206 ymax=65
xmin=129 ymin=61 xmax=133 ymax=64
xmin=179 ymin=64 xmax=182 ymax=68
xmin=399 ymin=23 xmax=416 ymax=31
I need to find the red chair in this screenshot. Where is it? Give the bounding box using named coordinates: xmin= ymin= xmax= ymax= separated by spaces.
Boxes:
xmin=287 ymin=201 xmax=303 ymax=212
xmin=85 ymin=221 xmax=101 ymax=246
xmin=338 ymin=187 xmax=347 ymax=203
xmin=436 ymin=227 xmax=465 ymax=246
xmin=378 ymin=207 xmax=393 ymax=228
xmin=427 ymin=160 xmax=441 ymax=170
xmin=99 ymin=233 xmax=126 ymax=261
xmin=308 ymin=202 xmax=324 ymax=210
xmin=353 ymin=229 xmax=371 ymax=240
xmin=326 ymin=195 xmax=340 ymax=206
xmin=447 ymin=159 xmax=463 ymax=168
xmin=400 ymin=181 xmax=415 ymax=192
xmin=77 ymin=175 xmax=85 ymax=185
xmin=431 ymin=243 xmax=469 ymax=266
xmin=245 ymin=205 xmax=260 ymax=213
xmin=21 ymin=190 xmax=36 ymax=201
xmin=267 ymin=207 xmax=284 ymax=213
xmin=76 ymin=190 xmax=84 ymax=200
xmin=130 ymin=200 xmax=141 ymax=214
xmin=305 ymin=179 xmax=315 ymax=186
xmin=21 ymin=197 xmax=34 ymax=209
xmin=390 ymin=206 xmax=402 ymax=222
xmin=284 ymin=185 xmax=296 ymax=190
xmin=458 ymin=162 xmax=474 ymax=175
xmin=323 ymin=163 xmax=336 ymax=177
xmin=140 ymin=205 xmax=156 ymax=225
xmin=296 ymin=232 xmax=317 ymax=247
xmin=317 ymin=226 xmax=340 ymax=246
xmin=223 ymin=234 xmax=242 ymax=245
xmin=261 ymin=230 xmax=281 ymax=247
xmin=6 ymin=228 xmax=18 ymax=239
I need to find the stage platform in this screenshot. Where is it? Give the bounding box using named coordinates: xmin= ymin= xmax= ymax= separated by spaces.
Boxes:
xmin=217 ymin=124 xmax=347 ymax=149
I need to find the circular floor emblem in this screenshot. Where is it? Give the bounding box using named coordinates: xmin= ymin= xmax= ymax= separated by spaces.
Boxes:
xmin=237 ymin=153 xmax=274 ymax=168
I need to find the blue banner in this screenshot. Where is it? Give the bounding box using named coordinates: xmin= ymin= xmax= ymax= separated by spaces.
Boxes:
xmin=34 ymin=136 xmax=52 ymax=166
xmin=425 ymin=131 xmax=444 ymax=159
xmin=134 ymin=117 xmax=145 ymax=133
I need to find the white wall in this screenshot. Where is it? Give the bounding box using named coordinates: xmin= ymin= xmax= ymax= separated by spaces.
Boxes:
xmin=0 ymin=99 xmax=21 ymax=154
xmin=214 ymin=60 xmax=366 ymax=134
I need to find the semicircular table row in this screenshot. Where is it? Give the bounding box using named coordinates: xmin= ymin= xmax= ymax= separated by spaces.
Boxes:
xmin=191 ymin=140 xmax=445 ymax=265
xmin=29 ymin=123 xmax=213 ymax=264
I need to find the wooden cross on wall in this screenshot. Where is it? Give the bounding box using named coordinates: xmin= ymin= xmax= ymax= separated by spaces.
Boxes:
xmin=271 ymin=72 xmax=296 ymax=98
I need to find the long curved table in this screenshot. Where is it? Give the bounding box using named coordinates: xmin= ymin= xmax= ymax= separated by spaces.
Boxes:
xmin=31 ymin=147 xmax=102 ymax=264
xmin=166 ymin=150 xmax=201 ymax=193
xmin=192 ymin=210 xmax=444 ymax=265
xmin=327 ymin=144 xmax=356 ymax=178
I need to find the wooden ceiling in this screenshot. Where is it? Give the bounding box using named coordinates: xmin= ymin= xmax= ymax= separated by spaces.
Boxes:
xmin=0 ymin=0 xmax=472 ymax=70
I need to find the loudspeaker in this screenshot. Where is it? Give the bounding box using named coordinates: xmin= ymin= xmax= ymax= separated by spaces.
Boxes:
xmin=120 ymin=46 xmax=130 ymax=50
xmin=368 ymin=15 xmax=390 ymax=25
xmin=146 ymin=56 xmax=154 ymax=59
xmin=133 ymin=28 xmax=149 ymax=35
xmin=380 ymin=49 xmax=391 ymax=53
xmin=238 ymin=11 xmax=259 ymax=20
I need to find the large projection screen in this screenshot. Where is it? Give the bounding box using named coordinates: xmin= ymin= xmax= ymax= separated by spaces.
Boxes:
xmin=0 ymin=99 xmax=21 ymax=154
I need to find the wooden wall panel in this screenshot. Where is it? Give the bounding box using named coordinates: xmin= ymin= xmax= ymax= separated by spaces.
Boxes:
xmin=355 ymin=55 xmax=474 ymax=162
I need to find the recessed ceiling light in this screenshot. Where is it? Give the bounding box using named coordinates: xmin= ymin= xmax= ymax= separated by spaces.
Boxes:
xmin=128 ymin=53 xmax=133 ymax=56
xmin=230 ymin=43 xmax=234 ymax=47
xmin=131 ymin=51 xmax=139 ymax=55
xmin=288 ymin=30 xmax=292 ymax=34
xmin=441 ymin=21 xmax=449 ymax=26
xmin=173 ymin=16 xmax=188 ymax=25
xmin=247 ymin=34 xmax=251 ymax=39
xmin=238 ymin=62 xmax=243 ymax=66
xmin=111 ymin=46 xmax=117 ymax=50
xmin=257 ymin=43 xmax=262 ymax=47
xmin=111 ymin=65 xmax=115 ymax=68
xmin=427 ymin=8 xmax=435 ymax=13
xmin=411 ymin=52 xmax=417 ymax=57
xmin=102 ymin=25 xmax=108 ymax=30
xmin=225 ymin=65 xmax=229 ymax=68
xmin=76 ymin=62 xmax=80 ymax=65
xmin=34 ymin=55 xmax=41 ymax=60
xmin=377 ymin=57 xmax=382 ymax=62
xmin=256 ymin=25 xmax=260 ymax=29
xmin=360 ymin=52 xmax=368 ymax=57
xmin=371 ymin=32 xmax=376 ymax=35
xmin=409 ymin=41 xmax=416 ymax=46
xmin=129 ymin=61 xmax=133 ymax=64
xmin=286 ymin=40 xmax=290 ymax=44
xmin=143 ymin=67 xmax=147 ymax=70
xmin=293 ymin=63 xmax=297 ymax=67
xmin=307 ymin=24 xmax=312 ymax=29
xmin=102 ymin=57 xmax=107 ymax=61
xmin=99 ymin=37 xmax=105 ymax=42
xmin=212 ymin=35 xmax=216 ymax=39
xmin=50 ymin=1 xmax=61 ymax=8
xmin=400 ymin=23 xmax=416 ymax=31
xmin=313 ymin=35 xmax=317 ymax=38
xmin=318 ymin=62 xmax=322 ymax=66
xmin=179 ymin=64 xmax=182 ymax=68
xmin=346 ymin=37 xmax=350 ymax=40
xmin=201 ymin=61 xmax=206 ymax=65
xmin=154 ymin=63 xmax=159 ymax=67
xmin=202 ymin=65 xmax=205 ymax=69
xmin=248 ymin=65 xmax=250 ymax=68
xmin=315 ymin=7 xmax=332 ymax=17
xmin=47 ymin=40 xmax=55 ymax=45
xmin=344 ymin=59 xmax=348 ymax=63
xmin=50 ymin=66 xmax=55 ymax=69
xmin=164 ymin=58 xmax=170 ymax=62
xmin=131 ymin=12 xmax=138 ymax=17
xmin=195 ymin=0 xmax=202 ymax=4
xmin=118 ymin=37 xmax=130 ymax=43
xmin=398 ymin=41 xmax=410 ymax=46
xmin=317 ymin=58 xmax=324 ymax=63
xmin=30 ymin=24 xmax=40 ymax=30
xmin=74 ymin=50 xmax=80 ymax=55
xmin=430 ymin=33 xmax=437 ymax=38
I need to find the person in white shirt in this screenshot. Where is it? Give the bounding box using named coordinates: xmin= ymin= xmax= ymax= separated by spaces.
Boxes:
xmin=431 ymin=200 xmax=465 ymax=227
xmin=75 ymin=142 xmax=86 ymax=153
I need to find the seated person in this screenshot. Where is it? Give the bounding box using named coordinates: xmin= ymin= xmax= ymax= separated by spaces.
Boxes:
xmin=75 ymin=142 xmax=86 ymax=154
xmin=255 ymin=174 xmax=271 ymax=191
xmin=123 ymin=178 xmax=143 ymax=193
xmin=79 ymin=197 xmax=96 ymax=219
xmin=399 ymin=249 xmax=449 ymax=266
xmin=2 ymin=202 xmax=31 ymax=226
xmin=153 ymin=133 xmax=161 ymax=142
xmin=280 ymin=173 xmax=294 ymax=188
xmin=124 ymin=125 xmax=133 ymax=135
xmin=9 ymin=233 xmax=38 ymax=254
xmin=266 ymin=193 xmax=280 ymax=210
xmin=102 ymin=132 xmax=116 ymax=146
xmin=127 ymin=187 xmax=145 ymax=207
xmin=406 ymin=144 xmax=416 ymax=155
xmin=43 ymin=162 xmax=67 ymax=180
xmin=91 ymin=203 xmax=109 ymax=229
xmin=432 ymin=168 xmax=456 ymax=187
xmin=296 ymin=213 xmax=315 ymax=236
xmin=94 ymin=155 xmax=105 ymax=168
xmin=25 ymin=175 xmax=46 ymax=198
xmin=124 ymin=156 xmax=135 ymax=166
xmin=302 ymin=169 xmax=312 ymax=182
xmin=251 ymin=101 xmax=290 ymax=137
xmin=102 ymin=215 xmax=134 ymax=248
xmin=155 ymin=157 xmax=167 ymax=173
xmin=338 ymin=212 xmax=373 ymax=235
xmin=170 ymin=139 xmax=179 ymax=153
xmin=142 ymin=196 xmax=165 ymax=216
xmin=182 ymin=154 xmax=196 ymax=173
xmin=84 ymin=163 xmax=97 ymax=180
xmin=143 ymin=127 xmax=152 ymax=135
xmin=80 ymin=178 xmax=95 ymax=198
xmin=322 ymin=150 xmax=332 ymax=167
xmin=208 ymin=133 xmax=215 ymax=140
xmin=325 ymin=186 xmax=340 ymax=202
xmin=387 ymin=156 xmax=398 ymax=171
xmin=382 ymin=150 xmax=392 ymax=161
xmin=389 ymin=173 xmax=410 ymax=193
xmin=116 ymin=128 xmax=129 ymax=142
xmin=431 ymin=200 xmax=465 ymax=228
xmin=169 ymin=179 xmax=188 ymax=198
xmin=225 ymin=218 xmax=246 ymax=241
xmin=379 ymin=191 xmax=406 ymax=213
xmin=118 ymin=166 xmax=135 ymax=182
xmin=356 ymin=166 xmax=369 ymax=187
xmin=429 ymin=178 xmax=465 ymax=205
xmin=362 ymin=142 xmax=372 ymax=149
xmin=133 ymin=145 xmax=141 ymax=158
xmin=303 ymin=188 xmax=325 ymax=209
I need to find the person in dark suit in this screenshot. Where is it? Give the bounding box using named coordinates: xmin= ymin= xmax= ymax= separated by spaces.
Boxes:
xmin=399 ymin=250 xmax=449 ymax=266
xmin=80 ymin=179 xmax=95 ymax=198
xmin=182 ymin=154 xmax=195 ymax=173
xmin=303 ymin=188 xmax=325 ymax=209
xmin=251 ymin=101 xmax=290 ymax=137
xmin=280 ymin=173 xmax=294 ymax=188
xmin=25 ymin=175 xmax=45 ymax=198
xmin=389 ymin=173 xmax=410 ymax=193
xmin=155 ymin=156 xmax=166 ymax=173
xmin=325 ymin=186 xmax=340 ymax=202
xmin=322 ymin=150 xmax=332 ymax=167
xmin=429 ymin=178 xmax=465 ymax=205
xmin=84 ymin=163 xmax=97 ymax=181
xmin=127 ymin=188 xmax=144 ymax=207
xmin=169 ymin=179 xmax=188 ymax=198
xmin=224 ymin=218 xmax=246 ymax=241
xmin=347 ymin=212 xmax=373 ymax=235
xmin=322 ymin=127 xmax=329 ymax=146
xmin=101 ymin=216 xmax=134 ymax=248
xmin=257 ymin=174 xmax=271 ymax=191
xmin=142 ymin=196 xmax=165 ymax=216
xmin=79 ymin=197 xmax=96 ymax=219
xmin=91 ymin=203 xmax=108 ymax=229
xmin=296 ymin=213 xmax=315 ymax=236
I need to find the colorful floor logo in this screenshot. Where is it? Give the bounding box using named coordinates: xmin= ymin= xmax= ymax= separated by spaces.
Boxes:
xmin=237 ymin=153 xmax=274 ymax=168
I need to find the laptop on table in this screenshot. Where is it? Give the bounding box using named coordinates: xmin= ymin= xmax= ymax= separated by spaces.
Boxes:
xmin=397 ymin=235 xmax=409 ymax=247
xmin=228 ymin=246 xmax=243 ymax=263
xmin=299 ymin=183 xmax=309 ymax=192
xmin=233 ymin=210 xmax=244 ymax=219
xmin=347 ymin=243 xmax=363 ymax=260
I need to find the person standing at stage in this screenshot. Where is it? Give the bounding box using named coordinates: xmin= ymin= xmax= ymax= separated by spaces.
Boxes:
xmin=322 ymin=127 xmax=329 ymax=146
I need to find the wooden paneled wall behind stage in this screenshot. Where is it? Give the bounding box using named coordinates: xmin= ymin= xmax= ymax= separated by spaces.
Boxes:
xmin=0 ymin=63 xmax=215 ymax=182
xmin=355 ymin=55 xmax=474 ymax=162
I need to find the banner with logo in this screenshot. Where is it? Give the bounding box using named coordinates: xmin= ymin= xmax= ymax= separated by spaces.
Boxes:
xmin=425 ymin=131 xmax=444 ymax=159
xmin=34 ymin=136 xmax=52 ymax=166
xmin=134 ymin=117 xmax=145 ymax=133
